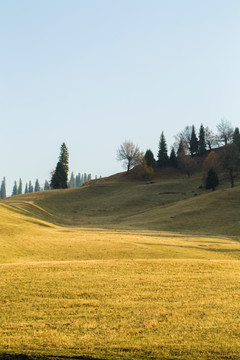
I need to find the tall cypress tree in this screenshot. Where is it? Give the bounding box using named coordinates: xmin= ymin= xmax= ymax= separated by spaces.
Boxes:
xmin=12 ymin=181 xmax=18 ymax=196
xmin=25 ymin=183 xmax=28 ymax=194
xmin=189 ymin=125 xmax=198 ymax=155
xmin=75 ymin=173 xmax=81 ymax=187
xmin=35 ymin=179 xmax=40 ymax=192
xmin=198 ymin=124 xmax=206 ymax=156
xmin=69 ymin=172 xmax=76 ymax=188
xmin=1 ymin=177 xmax=6 ymax=199
xmin=29 ymin=181 xmax=33 ymax=193
xmin=18 ymin=178 xmax=22 ymax=195
xmin=157 ymin=132 xmax=169 ymax=166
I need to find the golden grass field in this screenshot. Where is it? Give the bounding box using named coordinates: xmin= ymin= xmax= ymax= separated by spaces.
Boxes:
xmin=1 ymin=174 xmax=240 ymax=359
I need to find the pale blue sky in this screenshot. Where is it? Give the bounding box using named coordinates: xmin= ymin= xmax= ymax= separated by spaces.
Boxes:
xmin=1 ymin=0 xmax=240 ymax=194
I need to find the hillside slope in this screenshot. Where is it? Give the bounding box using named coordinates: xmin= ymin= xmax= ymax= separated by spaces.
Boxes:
xmin=2 ymin=172 xmax=240 ymax=238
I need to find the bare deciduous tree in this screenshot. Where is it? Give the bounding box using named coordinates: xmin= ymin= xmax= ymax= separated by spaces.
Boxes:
xmin=174 ymin=126 xmax=192 ymax=154
xmin=205 ymin=126 xmax=218 ymax=150
xmin=221 ymin=144 xmax=240 ymax=187
xmin=117 ymin=141 xmax=143 ymax=173
xmin=177 ymin=151 xmax=197 ymax=177
xmin=217 ymin=119 xmax=233 ymax=146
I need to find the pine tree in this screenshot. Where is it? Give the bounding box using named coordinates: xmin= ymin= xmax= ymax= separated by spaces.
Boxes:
xmin=144 ymin=149 xmax=156 ymax=168
xmin=44 ymin=180 xmax=50 ymax=190
xmin=157 ymin=132 xmax=169 ymax=166
xmin=206 ymin=168 xmax=219 ymax=191
xmin=35 ymin=179 xmax=40 ymax=192
xmin=233 ymin=127 xmax=240 ymax=150
xmin=18 ymin=178 xmax=22 ymax=195
xmin=51 ymin=143 xmax=69 ymax=189
xmin=198 ymin=124 xmax=206 ymax=156
xmin=59 ymin=142 xmax=69 ymax=180
xmin=12 ymin=181 xmax=18 ymax=196
xmin=75 ymin=173 xmax=81 ymax=187
xmin=25 ymin=183 xmax=28 ymax=194
xmin=69 ymin=172 xmax=76 ymax=188
xmin=189 ymin=125 xmax=198 ymax=155
xmin=81 ymin=174 xmax=84 ymax=185
xmin=1 ymin=177 xmax=6 ymax=199
xmin=51 ymin=161 xmax=68 ymax=189
xmin=169 ymin=147 xmax=177 ymax=167
xmin=29 ymin=181 xmax=33 ymax=193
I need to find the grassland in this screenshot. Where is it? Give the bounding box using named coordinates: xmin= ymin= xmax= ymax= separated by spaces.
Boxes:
xmin=1 ymin=172 xmax=240 ymax=359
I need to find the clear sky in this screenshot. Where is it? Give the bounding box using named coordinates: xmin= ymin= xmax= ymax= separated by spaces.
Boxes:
xmin=1 ymin=0 xmax=240 ymax=194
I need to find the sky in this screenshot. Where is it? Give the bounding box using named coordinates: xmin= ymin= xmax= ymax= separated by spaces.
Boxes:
xmin=1 ymin=0 xmax=240 ymax=195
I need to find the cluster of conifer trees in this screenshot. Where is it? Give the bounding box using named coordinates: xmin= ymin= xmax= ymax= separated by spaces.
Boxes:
xmin=50 ymin=143 xmax=99 ymax=190
xmin=0 ymin=142 xmax=99 ymax=198
xmin=144 ymin=119 xmax=240 ymax=189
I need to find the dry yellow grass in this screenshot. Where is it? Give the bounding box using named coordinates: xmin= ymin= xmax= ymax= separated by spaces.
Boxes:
xmin=1 ymin=260 xmax=240 ymax=360
xmin=1 ymin=203 xmax=240 ymax=359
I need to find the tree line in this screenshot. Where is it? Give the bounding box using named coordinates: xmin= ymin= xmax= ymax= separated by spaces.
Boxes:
xmin=0 ymin=142 xmax=100 ymax=198
xmin=117 ymin=119 xmax=240 ymax=190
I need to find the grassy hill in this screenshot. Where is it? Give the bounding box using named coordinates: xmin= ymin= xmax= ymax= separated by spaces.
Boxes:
xmin=3 ymin=169 xmax=240 ymax=238
xmin=1 ymin=170 xmax=240 ymax=360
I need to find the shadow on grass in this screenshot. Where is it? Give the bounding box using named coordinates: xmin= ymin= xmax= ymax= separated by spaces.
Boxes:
xmin=0 ymin=354 xmax=107 ymax=360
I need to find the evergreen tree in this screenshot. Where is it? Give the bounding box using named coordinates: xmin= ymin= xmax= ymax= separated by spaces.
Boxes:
xmin=206 ymin=168 xmax=219 ymax=191
xmin=44 ymin=180 xmax=50 ymax=190
xmin=51 ymin=161 xmax=68 ymax=189
xmin=1 ymin=177 xmax=6 ymax=199
xmin=25 ymin=183 xmax=28 ymax=194
xmin=59 ymin=142 xmax=69 ymax=180
xmin=81 ymin=174 xmax=84 ymax=185
xmin=189 ymin=125 xmax=198 ymax=155
xmin=169 ymin=147 xmax=177 ymax=167
xmin=12 ymin=181 xmax=18 ymax=196
xmin=69 ymin=172 xmax=76 ymax=188
xmin=29 ymin=181 xmax=33 ymax=193
xmin=76 ymin=173 xmax=81 ymax=187
xmin=198 ymin=124 xmax=206 ymax=156
xmin=18 ymin=178 xmax=22 ymax=195
xmin=144 ymin=149 xmax=156 ymax=168
xmin=157 ymin=132 xmax=169 ymax=166
xmin=35 ymin=179 xmax=40 ymax=192
xmin=51 ymin=143 xmax=69 ymax=189
xmin=233 ymin=127 xmax=240 ymax=150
